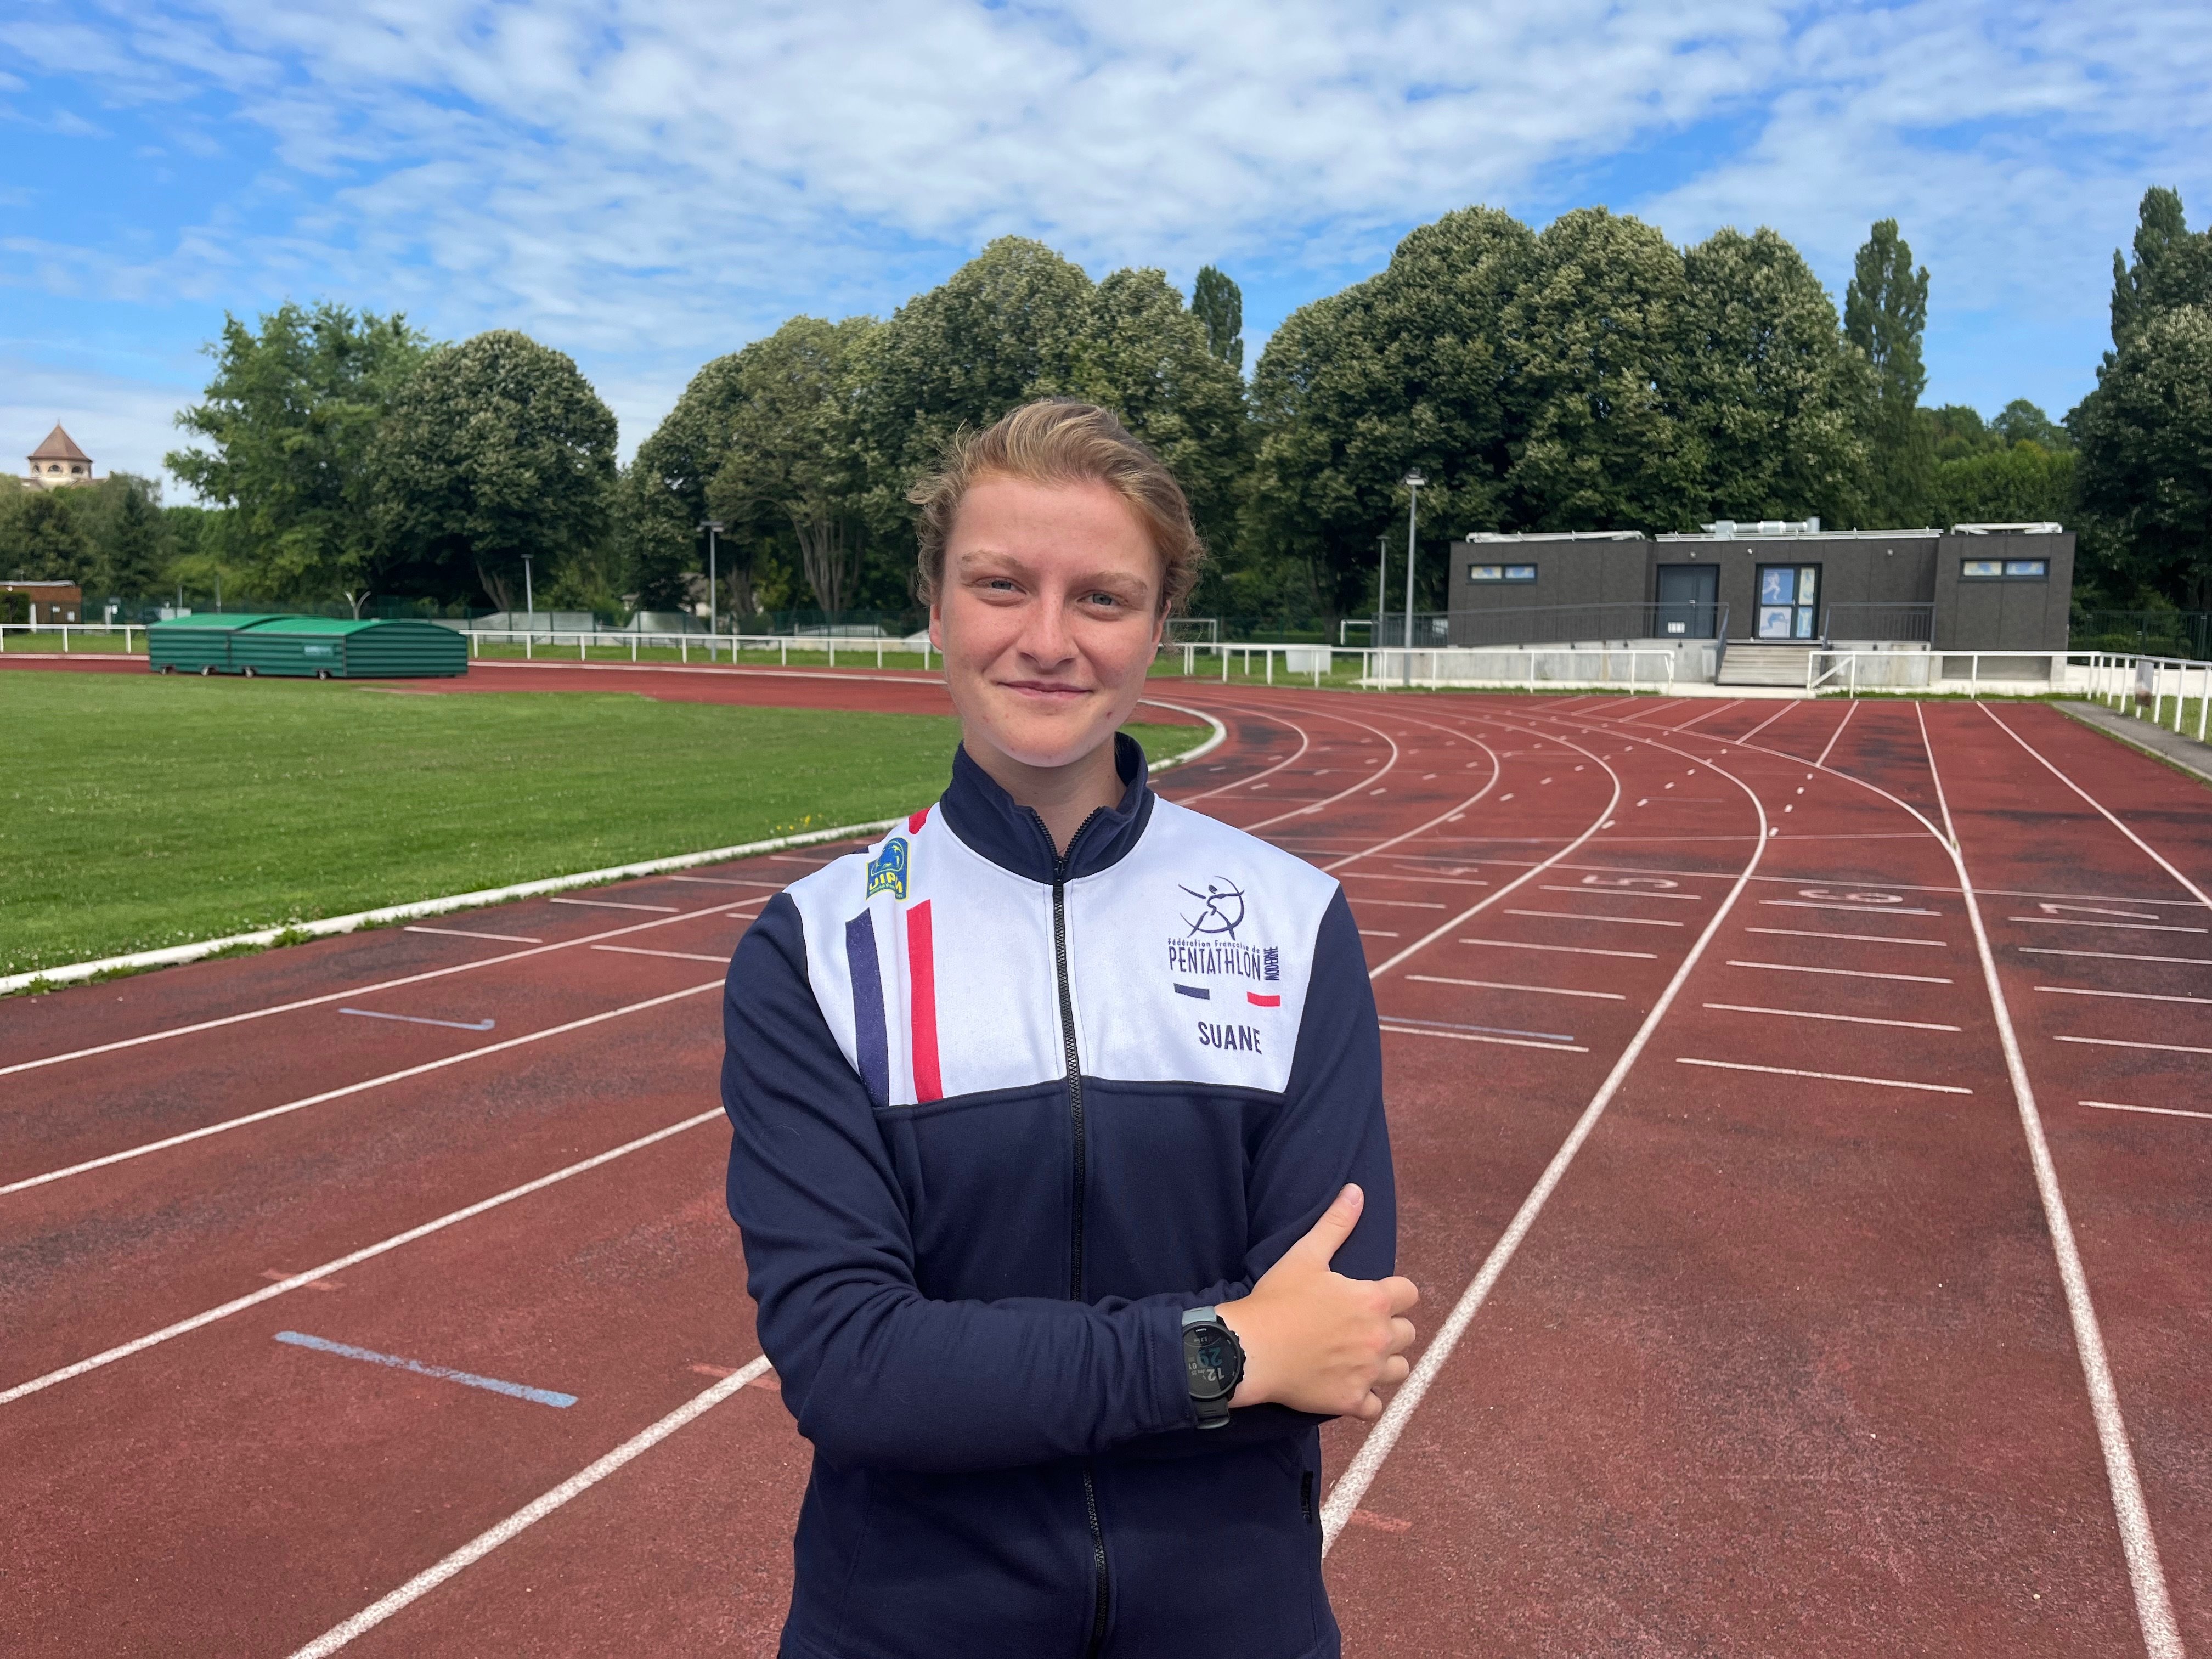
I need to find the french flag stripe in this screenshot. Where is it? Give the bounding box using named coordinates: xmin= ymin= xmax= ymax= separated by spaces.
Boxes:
xmin=1247 ymin=992 xmax=1281 ymax=1007
xmin=908 ymin=806 xmax=932 ymax=833
xmin=844 ymin=912 xmax=890 ymax=1108
xmin=907 ymin=900 xmax=944 ymax=1103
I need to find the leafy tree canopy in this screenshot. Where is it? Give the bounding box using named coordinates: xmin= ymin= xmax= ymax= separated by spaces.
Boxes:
xmin=167 ymin=301 xmax=430 ymax=603
xmin=368 ymin=330 xmax=618 ymax=613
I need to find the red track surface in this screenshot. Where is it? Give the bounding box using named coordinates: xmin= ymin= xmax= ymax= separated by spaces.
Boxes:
xmin=3 ymin=675 xmax=2208 ymax=1657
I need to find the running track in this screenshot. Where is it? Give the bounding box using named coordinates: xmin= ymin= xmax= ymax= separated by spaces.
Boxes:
xmin=2 ymin=663 xmax=2208 ymax=1656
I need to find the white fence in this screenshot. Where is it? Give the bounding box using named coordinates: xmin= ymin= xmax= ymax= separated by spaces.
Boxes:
xmin=462 ymin=628 xmax=934 ymax=669
xmin=2078 ymin=651 xmax=2212 ymax=741
xmin=1365 ymin=646 xmax=1678 ymax=691
xmin=0 ymin=623 xmax=146 ymax=653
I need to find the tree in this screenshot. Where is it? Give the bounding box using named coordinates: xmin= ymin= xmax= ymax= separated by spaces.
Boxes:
xmin=1505 ymin=207 xmax=1705 ymax=533
xmin=2074 ymin=306 xmax=2212 ymax=611
xmin=1191 ymin=266 xmax=1244 ymax=371
xmin=368 ymin=330 xmax=619 ymax=613
xmin=1245 ymin=206 xmax=1536 ymax=620
xmin=1991 ymin=398 xmax=2070 ymax=450
xmin=624 ymin=353 xmax=757 ymax=613
xmin=1931 ymin=442 xmax=2075 ymax=527
xmin=1680 ymin=226 xmax=1868 ymax=527
xmin=856 ymin=236 xmax=1094 ymax=518
xmin=167 ymin=302 xmax=430 ymax=601
xmin=703 ymin=316 xmax=877 ymax=619
xmin=72 ymin=474 xmax=173 ymax=597
xmin=2074 ymin=188 xmax=2212 ymax=608
xmin=0 ymin=486 xmax=92 ymax=583
xmin=1067 ymin=267 xmax=1251 ymax=556
xmin=1844 ymin=219 xmax=1933 ymax=524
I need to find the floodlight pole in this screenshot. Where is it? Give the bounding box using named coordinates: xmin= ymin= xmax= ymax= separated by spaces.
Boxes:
xmin=1401 ymin=471 xmax=1425 ymax=687
xmin=1376 ymin=534 xmax=1389 ymax=650
xmin=699 ymin=521 xmax=725 ymax=662
xmin=521 ymin=554 xmax=534 ymax=644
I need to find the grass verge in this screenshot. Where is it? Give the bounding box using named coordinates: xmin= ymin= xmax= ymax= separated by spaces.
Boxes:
xmin=1 ymin=673 xmax=1206 ymax=978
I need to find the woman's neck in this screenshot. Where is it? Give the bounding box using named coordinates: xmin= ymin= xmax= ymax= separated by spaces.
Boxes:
xmin=962 ymin=730 xmax=1124 ymax=856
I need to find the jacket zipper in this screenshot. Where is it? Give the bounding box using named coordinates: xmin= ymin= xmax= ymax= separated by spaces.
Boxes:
xmin=1041 ymin=808 xmax=1111 ymax=1658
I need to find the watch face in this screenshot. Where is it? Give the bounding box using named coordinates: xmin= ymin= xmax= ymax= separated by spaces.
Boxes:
xmin=1183 ymin=1323 xmax=1239 ymax=1398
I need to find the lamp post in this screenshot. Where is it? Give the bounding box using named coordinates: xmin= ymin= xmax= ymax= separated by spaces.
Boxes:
xmin=1376 ymin=533 xmax=1389 ymax=653
xmin=1401 ymin=470 xmax=1425 ymax=686
xmin=698 ymin=521 xmax=724 ymax=662
xmin=521 ymin=553 xmax=534 ymax=639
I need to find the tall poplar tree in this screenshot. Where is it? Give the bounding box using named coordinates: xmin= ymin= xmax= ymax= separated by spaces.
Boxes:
xmin=1843 ymin=219 xmax=1933 ymax=525
xmin=1190 ymin=266 xmax=1244 ymax=371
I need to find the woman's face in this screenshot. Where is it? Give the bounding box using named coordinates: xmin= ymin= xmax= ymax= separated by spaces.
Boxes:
xmin=930 ymin=473 xmax=1166 ymax=773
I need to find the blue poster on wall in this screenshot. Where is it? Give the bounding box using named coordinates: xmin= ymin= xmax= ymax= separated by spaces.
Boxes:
xmin=1759 ymin=568 xmax=1793 ymax=605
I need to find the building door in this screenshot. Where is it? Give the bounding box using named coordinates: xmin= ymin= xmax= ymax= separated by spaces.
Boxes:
xmin=1654 ymin=564 xmax=1719 ymax=638
xmin=1756 ymin=563 xmax=1821 ymax=640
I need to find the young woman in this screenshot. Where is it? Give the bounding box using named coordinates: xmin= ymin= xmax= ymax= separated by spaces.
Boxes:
xmin=721 ymin=399 xmax=1417 ymax=1658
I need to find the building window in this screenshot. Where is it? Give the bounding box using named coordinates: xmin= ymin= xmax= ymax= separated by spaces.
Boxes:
xmin=1961 ymin=557 xmax=2047 ymax=580
xmin=1469 ymin=562 xmax=1536 ymax=583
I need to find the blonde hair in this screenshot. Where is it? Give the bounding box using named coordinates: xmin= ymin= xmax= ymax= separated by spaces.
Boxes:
xmin=909 ymin=399 xmax=1206 ymax=614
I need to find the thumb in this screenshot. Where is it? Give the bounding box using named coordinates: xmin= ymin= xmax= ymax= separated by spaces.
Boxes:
xmin=1290 ymin=1184 xmax=1364 ymax=1265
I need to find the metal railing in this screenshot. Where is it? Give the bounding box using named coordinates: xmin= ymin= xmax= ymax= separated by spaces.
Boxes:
xmin=2073 ymin=611 xmax=2210 ymax=661
xmin=2080 ymin=651 xmax=2212 ymax=740
xmin=1824 ymin=602 xmax=1933 ymax=643
xmin=1387 ymin=600 xmax=1730 ymax=648
xmin=0 ymin=623 xmax=146 ymax=654
xmin=462 ymin=628 xmax=933 ymax=668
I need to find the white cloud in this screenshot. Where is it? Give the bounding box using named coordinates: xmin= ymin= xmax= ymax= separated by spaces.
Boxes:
xmin=5 ymin=0 xmax=2209 ymax=441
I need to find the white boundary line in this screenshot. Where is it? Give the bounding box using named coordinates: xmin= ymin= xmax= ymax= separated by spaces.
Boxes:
xmin=1319 ymin=710 xmax=1765 ymax=1551
xmin=286 ymin=1353 xmax=774 ymax=1657
xmin=0 ymin=819 xmax=897 ymax=998
xmin=1918 ymin=703 xmax=2183 ymax=1658
xmin=1975 ymin=704 xmax=2211 ymax=911
xmin=0 ymin=982 xmax=724 ymax=1195
xmin=1674 ymin=1056 xmax=1970 ymax=1094
xmin=0 ymin=1108 xmax=726 ymax=1406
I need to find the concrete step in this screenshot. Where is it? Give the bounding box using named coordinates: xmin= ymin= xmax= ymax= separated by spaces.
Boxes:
xmin=1717 ymin=642 xmax=1819 ymax=687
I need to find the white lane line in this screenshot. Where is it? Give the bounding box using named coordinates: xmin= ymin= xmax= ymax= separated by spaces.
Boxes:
xmin=1814 ymin=697 xmax=1859 ymax=768
xmin=1323 ymin=719 xmax=1762 ymax=1554
xmin=2037 ymin=985 xmax=2212 ymax=1006
xmin=1977 ymin=703 xmax=2212 ymax=911
xmin=2019 ymin=948 xmax=2212 ymax=967
xmin=1379 ymin=1025 xmax=1588 ymax=1054
xmin=667 ymin=875 xmax=785 ymax=888
xmin=1536 ymin=885 xmax=1702 ymax=901
xmin=2084 ymin=1101 xmax=2212 ymax=1122
xmin=1342 ymin=873 xmax=1488 ymax=888
xmin=2055 ymin=1035 xmax=2212 ymax=1056
xmin=1762 ymin=899 xmax=1943 ymax=917
xmin=404 ymin=926 xmax=543 ymax=945
xmin=1674 ymin=1057 xmax=1971 ymax=1094
xmin=548 ymin=897 xmax=680 ymax=913
xmin=1376 ymin=1013 xmax=1577 ymax=1043
xmin=0 ymin=983 xmax=723 ymax=1197
xmin=0 ymin=899 xmax=761 ymax=1080
xmin=1351 ymin=899 xmax=1449 ymax=910
xmin=1921 ymin=702 xmax=2181 ymax=1658
xmin=1504 ymin=909 xmax=1683 ymax=928
xmin=284 ymin=1353 xmax=774 ymax=1657
xmin=590 ymin=945 xmax=731 ymax=964
xmin=273 ymin=1330 xmax=578 ymax=1409
xmin=1459 ymin=939 xmax=1658 ymax=961
xmin=1701 ymin=1002 xmax=1963 ymax=1032
xmin=1746 ymin=926 xmax=1948 ymax=949
xmin=339 ymin=1009 xmax=495 ymax=1032
xmin=1733 ymin=703 xmax=1798 ymax=745
xmin=0 ymin=1109 xmax=725 ymax=1406
xmin=1406 ymin=974 xmax=1624 ymax=1001
xmin=2007 ymin=917 xmax=2208 ymax=935
xmin=1726 ymin=961 xmax=1953 ymax=984
xmin=1358 ymin=930 xmax=1400 ymax=939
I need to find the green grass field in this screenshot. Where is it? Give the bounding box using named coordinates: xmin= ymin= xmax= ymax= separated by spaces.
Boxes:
xmin=0 ymin=673 xmax=1207 ymax=979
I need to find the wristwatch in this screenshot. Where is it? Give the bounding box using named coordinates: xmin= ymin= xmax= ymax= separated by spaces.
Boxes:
xmin=1182 ymin=1305 xmax=1245 ymax=1430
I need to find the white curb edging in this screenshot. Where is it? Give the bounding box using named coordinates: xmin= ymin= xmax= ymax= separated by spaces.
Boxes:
xmin=3 ymin=706 xmax=1225 ymax=998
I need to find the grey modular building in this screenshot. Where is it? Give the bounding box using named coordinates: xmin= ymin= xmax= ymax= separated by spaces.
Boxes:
xmin=1444 ymin=521 xmax=2074 ymax=659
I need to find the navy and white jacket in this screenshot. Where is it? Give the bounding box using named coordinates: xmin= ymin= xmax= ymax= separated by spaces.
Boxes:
xmin=721 ymin=733 xmax=1395 ymax=1659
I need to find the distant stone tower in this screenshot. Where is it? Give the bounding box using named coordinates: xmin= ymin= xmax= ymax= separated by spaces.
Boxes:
xmin=26 ymin=425 xmax=94 ymax=489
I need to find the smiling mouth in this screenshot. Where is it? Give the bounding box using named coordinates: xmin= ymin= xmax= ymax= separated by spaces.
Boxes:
xmin=998 ymin=679 xmax=1092 ymax=699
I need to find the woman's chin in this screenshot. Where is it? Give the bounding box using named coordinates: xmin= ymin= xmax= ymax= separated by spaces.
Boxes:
xmin=969 ymin=707 xmax=1119 ymax=773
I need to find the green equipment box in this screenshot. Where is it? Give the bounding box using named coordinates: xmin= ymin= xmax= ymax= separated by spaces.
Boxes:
xmin=148 ymin=616 xmax=467 ymax=679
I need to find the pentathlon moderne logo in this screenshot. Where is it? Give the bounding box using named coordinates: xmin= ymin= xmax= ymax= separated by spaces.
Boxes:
xmin=866 ymin=837 xmax=909 ymax=901
xmin=1169 ymin=877 xmax=1282 ymax=1008
xmin=1179 ymin=879 xmax=1246 ymax=940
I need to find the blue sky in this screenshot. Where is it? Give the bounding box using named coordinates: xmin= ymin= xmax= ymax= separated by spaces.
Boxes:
xmin=5 ymin=0 xmax=2209 ymax=498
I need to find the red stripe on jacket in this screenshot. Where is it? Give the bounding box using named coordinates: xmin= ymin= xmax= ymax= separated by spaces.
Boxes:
xmin=906 ymin=900 xmax=943 ymax=1102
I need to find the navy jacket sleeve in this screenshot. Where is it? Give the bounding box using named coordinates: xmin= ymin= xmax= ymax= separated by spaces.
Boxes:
xmin=721 ymin=884 xmax=1394 ymax=1472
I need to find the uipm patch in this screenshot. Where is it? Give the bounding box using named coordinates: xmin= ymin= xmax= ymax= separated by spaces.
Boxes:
xmin=866 ymin=837 xmax=910 ymax=901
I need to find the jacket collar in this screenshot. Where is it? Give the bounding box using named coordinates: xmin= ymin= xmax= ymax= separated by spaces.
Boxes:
xmin=939 ymin=731 xmax=1155 ymax=884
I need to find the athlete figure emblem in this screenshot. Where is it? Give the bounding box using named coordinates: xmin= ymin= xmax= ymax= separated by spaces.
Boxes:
xmin=1179 ymin=879 xmax=1247 ymax=940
